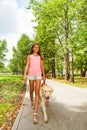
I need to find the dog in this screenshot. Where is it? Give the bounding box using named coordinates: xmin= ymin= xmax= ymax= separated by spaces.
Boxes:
xmin=40 ymin=83 xmax=53 ymax=122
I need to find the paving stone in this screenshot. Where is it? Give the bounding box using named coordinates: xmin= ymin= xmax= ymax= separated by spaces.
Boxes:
xmin=18 ymin=118 xmax=41 ymax=130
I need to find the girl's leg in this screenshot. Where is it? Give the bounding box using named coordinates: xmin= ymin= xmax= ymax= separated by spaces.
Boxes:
xmin=34 ymin=80 xmax=41 ymax=113
xmin=29 ymin=80 xmax=35 ymax=106
xmin=33 ymin=80 xmax=41 ymax=124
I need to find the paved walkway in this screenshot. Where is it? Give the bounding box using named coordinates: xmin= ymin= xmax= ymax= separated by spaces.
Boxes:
xmin=12 ymin=79 xmax=87 ymax=130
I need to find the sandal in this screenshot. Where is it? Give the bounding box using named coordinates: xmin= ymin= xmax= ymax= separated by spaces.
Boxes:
xmin=31 ymin=101 xmax=35 ymax=109
xmin=33 ymin=113 xmax=39 ymax=124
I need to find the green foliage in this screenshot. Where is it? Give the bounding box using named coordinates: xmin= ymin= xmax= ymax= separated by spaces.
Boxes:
xmin=0 ymin=39 xmax=8 ymax=71
xmin=0 ymin=74 xmax=25 ymax=125
xmin=0 ymin=62 xmax=4 ymax=69
xmin=9 ymin=34 xmax=32 ymax=75
xmin=73 ymin=0 xmax=87 ymax=76
xmin=28 ymin=0 xmax=87 ymax=78
xmin=0 ymin=39 xmax=8 ymax=62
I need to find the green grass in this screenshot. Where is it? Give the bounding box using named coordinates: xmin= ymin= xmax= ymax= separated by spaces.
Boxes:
xmin=52 ymin=76 xmax=87 ymax=88
xmin=0 ymin=74 xmax=25 ymax=126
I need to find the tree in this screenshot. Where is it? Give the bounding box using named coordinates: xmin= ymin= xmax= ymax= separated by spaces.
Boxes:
xmin=9 ymin=47 xmax=20 ymax=74
xmin=0 ymin=62 xmax=4 ymax=69
xmin=0 ymin=39 xmax=8 ymax=72
xmin=74 ymin=0 xmax=87 ymax=77
xmin=28 ymin=0 xmax=84 ymax=80
xmin=0 ymin=39 xmax=8 ymax=62
xmin=10 ymin=34 xmax=32 ymax=75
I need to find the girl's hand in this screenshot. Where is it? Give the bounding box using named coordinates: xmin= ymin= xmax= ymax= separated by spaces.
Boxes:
xmin=24 ymin=75 xmax=27 ymax=82
xmin=42 ymin=76 xmax=46 ymax=81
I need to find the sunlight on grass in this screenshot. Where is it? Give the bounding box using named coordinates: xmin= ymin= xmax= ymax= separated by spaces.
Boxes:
xmin=52 ymin=76 xmax=87 ymax=88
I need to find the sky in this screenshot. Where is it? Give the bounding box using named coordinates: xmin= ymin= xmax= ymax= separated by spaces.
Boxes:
xmin=0 ymin=0 xmax=35 ymax=65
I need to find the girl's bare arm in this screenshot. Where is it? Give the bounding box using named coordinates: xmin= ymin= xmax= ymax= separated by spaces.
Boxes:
xmin=24 ymin=55 xmax=30 ymax=76
xmin=41 ymin=59 xmax=46 ymax=80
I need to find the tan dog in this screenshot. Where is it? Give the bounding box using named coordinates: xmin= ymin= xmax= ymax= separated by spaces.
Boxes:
xmin=40 ymin=83 xmax=53 ymax=122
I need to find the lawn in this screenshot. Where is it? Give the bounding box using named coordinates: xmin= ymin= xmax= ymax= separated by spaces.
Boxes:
xmin=52 ymin=76 xmax=87 ymax=88
xmin=0 ymin=74 xmax=26 ymax=129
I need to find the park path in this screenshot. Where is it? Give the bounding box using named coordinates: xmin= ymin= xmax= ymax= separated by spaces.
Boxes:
xmin=12 ymin=79 xmax=87 ymax=130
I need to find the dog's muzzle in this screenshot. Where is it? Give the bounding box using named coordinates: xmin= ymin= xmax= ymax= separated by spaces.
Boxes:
xmin=46 ymin=96 xmax=50 ymax=99
xmin=45 ymin=97 xmax=49 ymax=105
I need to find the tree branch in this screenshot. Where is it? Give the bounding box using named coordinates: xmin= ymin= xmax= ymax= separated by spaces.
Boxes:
xmin=57 ymin=32 xmax=65 ymax=58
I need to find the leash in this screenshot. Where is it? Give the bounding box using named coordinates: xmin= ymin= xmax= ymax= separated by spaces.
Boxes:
xmin=41 ymin=80 xmax=46 ymax=87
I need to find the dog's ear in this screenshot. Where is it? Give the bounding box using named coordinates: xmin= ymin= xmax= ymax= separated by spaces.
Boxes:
xmin=52 ymin=89 xmax=53 ymax=92
xmin=50 ymin=88 xmax=53 ymax=93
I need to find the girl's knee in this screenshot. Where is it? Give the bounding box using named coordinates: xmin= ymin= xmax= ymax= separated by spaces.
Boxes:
xmin=35 ymin=92 xmax=39 ymax=97
xmin=30 ymin=89 xmax=34 ymax=94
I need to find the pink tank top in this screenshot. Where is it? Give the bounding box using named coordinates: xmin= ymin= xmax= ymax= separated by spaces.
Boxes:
xmin=29 ymin=54 xmax=41 ymax=76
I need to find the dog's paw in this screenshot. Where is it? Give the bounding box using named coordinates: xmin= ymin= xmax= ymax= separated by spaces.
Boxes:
xmin=44 ymin=118 xmax=48 ymax=123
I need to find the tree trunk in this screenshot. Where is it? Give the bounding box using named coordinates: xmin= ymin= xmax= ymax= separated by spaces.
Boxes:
xmin=64 ymin=1 xmax=70 ymax=80
xmin=22 ymin=59 xmax=25 ymax=76
xmin=65 ymin=48 xmax=70 ymax=80
xmin=81 ymin=69 xmax=86 ymax=77
xmin=52 ymin=58 xmax=56 ymax=78
xmin=70 ymin=49 xmax=74 ymax=83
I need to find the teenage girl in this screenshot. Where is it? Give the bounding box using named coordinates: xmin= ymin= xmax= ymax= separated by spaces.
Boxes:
xmin=24 ymin=43 xmax=45 ymax=124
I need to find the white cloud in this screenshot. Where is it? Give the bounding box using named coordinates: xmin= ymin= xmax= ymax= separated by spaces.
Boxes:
xmin=0 ymin=0 xmax=35 ymax=63
xmin=0 ymin=0 xmax=18 ymax=34
xmin=16 ymin=8 xmax=35 ymax=37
